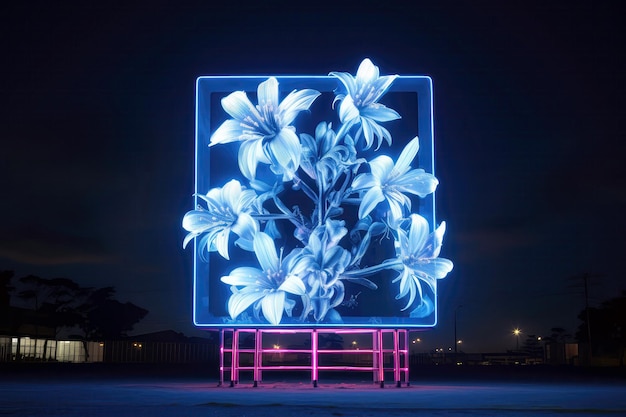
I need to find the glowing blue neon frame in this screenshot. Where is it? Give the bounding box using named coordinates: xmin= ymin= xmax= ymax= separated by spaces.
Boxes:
xmin=192 ymin=74 xmax=438 ymax=328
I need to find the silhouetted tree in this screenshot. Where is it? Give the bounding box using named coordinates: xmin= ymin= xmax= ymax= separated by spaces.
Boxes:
xmin=17 ymin=275 xmax=84 ymax=337
xmin=576 ymin=290 xmax=626 ymax=366
xmin=0 ymin=270 xmax=15 ymax=307
xmin=546 ymin=327 xmax=573 ymax=344
xmin=78 ymin=286 xmax=148 ymax=340
xmin=6 ymin=270 xmax=149 ymax=354
xmin=17 ymin=275 xmax=78 ymax=310
xmin=522 ymin=334 xmax=544 ymax=361
xmin=319 ymin=333 xmax=344 ymax=349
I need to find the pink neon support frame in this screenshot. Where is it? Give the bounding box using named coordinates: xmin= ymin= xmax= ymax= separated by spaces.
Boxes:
xmin=219 ymin=328 xmax=409 ymax=388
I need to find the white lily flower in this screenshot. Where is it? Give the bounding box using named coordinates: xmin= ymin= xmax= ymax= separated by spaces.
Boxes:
xmin=330 ymin=58 xmax=400 ymax=150
xmin=352 ymin=137 xmax=438 ymax=226
xmin=221 ymin=232 xmax=305 ymax=325
xmin=182 ymin=180 xmax=258 ymax=260
xmin=393 ymin=214 xmax=453 ymax=311
xmin=210 ymin=77 xmax=320 ymax=181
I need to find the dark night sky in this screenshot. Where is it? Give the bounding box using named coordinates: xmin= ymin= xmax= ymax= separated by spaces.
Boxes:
xmin=2 ymin=1 xmax=625 ymax=352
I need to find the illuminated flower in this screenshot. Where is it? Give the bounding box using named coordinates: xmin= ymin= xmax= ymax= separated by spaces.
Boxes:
xmin=292 ymin=220 xmax=374 ymax=322
xmin=330 ymin=58 xmax=400 ymax=149
xmin=182 ymin=179 xmax=258 ymax=260
xmin=300 ymin=122 xmax=359 ymax=187
xmin=220 ymin=232 xmax=306 ymax=325
xmin=351 ymin=137 xmax=438 ymax=226
xmin=392 ymin=214 xmax=453 ymax=311
xmin=183 ymin=60 xmax=455 ymax=326
xmin=210 ymin=77 xmax=320 ymax=180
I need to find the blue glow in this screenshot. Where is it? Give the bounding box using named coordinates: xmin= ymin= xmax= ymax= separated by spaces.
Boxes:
xmin=186 ymin=59 xmax=452 ymax=328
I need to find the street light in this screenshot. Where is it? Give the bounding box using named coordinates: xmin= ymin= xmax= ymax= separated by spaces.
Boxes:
xmin=454 ymin=305 xmax=463 ymax=355
xmin=513 ymin=328 xmax=521 ymax=351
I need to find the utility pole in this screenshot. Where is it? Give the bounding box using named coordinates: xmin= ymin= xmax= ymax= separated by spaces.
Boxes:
xmin=583 ymin=273 xmax=592 ymax=356
xmin=454 ymin=305 xmax=462 ymax=363
xmin=569 ymin=272 xmax=603 ymax=365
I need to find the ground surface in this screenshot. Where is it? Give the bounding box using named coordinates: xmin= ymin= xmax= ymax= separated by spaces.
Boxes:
xmin=2 ymin=366 xmax=626 ymax=416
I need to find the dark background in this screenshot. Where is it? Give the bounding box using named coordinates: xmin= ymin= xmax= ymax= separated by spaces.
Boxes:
xmin=2 ymin=0 xmax=624 ymax=352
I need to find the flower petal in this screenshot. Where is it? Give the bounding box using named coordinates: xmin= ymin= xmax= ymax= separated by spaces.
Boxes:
xmin=394 ymin=170 xmax=439 ymax=197
xmin=221 ymin=267 xmax=264 ymax=286
xmin=360 ymin=118 xmax=374 ymax=149
xmin=351 ymin=173 xmax=375 ymax=191
xmin=409 ymin=295 xmax=434 ymax=318
xmin=279 ymin=88 xmax=321 ymax=126
xmin=182 ymin=210 xmax=214 ymax=233
xmin=265 ymin=128 xmax=301 ymax=179
xmin=322 ymin=246 xmax=348 ymax=273
xmin=396 ymin=269 xmax=411 ymax=298
xmin=402 ymin=275 xmax=421 ymax=311
xmin=338 ymin=96 xmax=360 ymax=123
xmin=358 ymin=187 xmax=385 ymax=219
xmin=313 ymin=297 xmax=330 ymax=322
xmin=369 ymin=74 xmax=398 ymax=103
xmin=257 ymin=77 xmax=279 ymax=110
xmin=283 ymin=298 xmax=296 ymax=317
xmin=360 ymin=104 xmax=401 ymax=122
xmin=368 ymin=155 xmax=393 ymax=182
xmin=209 ymin=119 xmax=244 ymax=146
xmin=238 ymin=139 xmax=263 ymax=179
xmin=221 ymin=91 xmax=262 ymax=123
xmin=261 ymin=291 xmax=285 ymax=325
xmin=355 ymin=58 xmax=379 ymax=86
xmin=215 ymin=229 xmax=231 ymax=260
xmin=228 ymin=290 xmax=265 ymax=320
xmin=392 ymin=137 xmax=420 ymax=176
xmin=408 ymin=214 xmax=430 ymax=252
xmin=278 ymin=276 xmax=306 ymax=295
xmin=415 ymin=258 xmax=454 ymax=280
xmin=387 ymin=197 xmax=405 ymax=225
xmin=417 ymin=221 xmax=447 ymax=259
xmin=329 ymin=71 xmax=357 ymax=95
xmin=253 ymin=232 xmax=279 ymax=274
xmin=221 ymin=179 xmax=242 ymax=210
xmin=182 ymin=232 xmax=198 ymax=249
xmin=231 ymin=212 xmax=258 ymax=241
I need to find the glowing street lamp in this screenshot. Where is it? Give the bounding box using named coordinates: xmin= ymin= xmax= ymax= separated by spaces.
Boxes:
xmin=513 ymin=328 xmax=521 ymax=350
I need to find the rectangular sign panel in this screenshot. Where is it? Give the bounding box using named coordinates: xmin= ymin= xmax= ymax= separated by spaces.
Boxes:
xmin=185 ymin=60 xmax=452 ymax=328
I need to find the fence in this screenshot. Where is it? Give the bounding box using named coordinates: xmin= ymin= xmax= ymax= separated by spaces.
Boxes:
xmin=0 ymin=336 xmax=219 ymax=364
xmin=103 ymin=340 xmax=219 ymax=363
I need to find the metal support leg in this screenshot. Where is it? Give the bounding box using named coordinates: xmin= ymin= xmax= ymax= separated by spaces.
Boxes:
xmin=253 ymin=329 xmax=261 ymax=387
xmin=311 ymin=329 xmax=318 ymax=387
xmin=403 ymin=329 xmax=410 ymax=386
xmin=377 ymin=329 xmax=384 ymax=388
xmin=230 ymin=329 xmax=239 ymax=387
xmin=219 ymin=329 xmax=225 ymax=387
xmin=394 ymin=330 xmax=401 ymax=387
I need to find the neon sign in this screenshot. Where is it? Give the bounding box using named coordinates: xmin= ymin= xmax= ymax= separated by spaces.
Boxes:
xmin=185 ymin=59 xmax=453 ymax=328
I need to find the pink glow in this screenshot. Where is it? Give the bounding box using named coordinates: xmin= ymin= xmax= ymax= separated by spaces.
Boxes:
xmin=219 ymin=328 xmax=409 ymax=388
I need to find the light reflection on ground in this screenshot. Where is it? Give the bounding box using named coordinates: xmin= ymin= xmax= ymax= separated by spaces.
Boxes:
xmin=2 ymin=378 xmax=626 ymax=416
